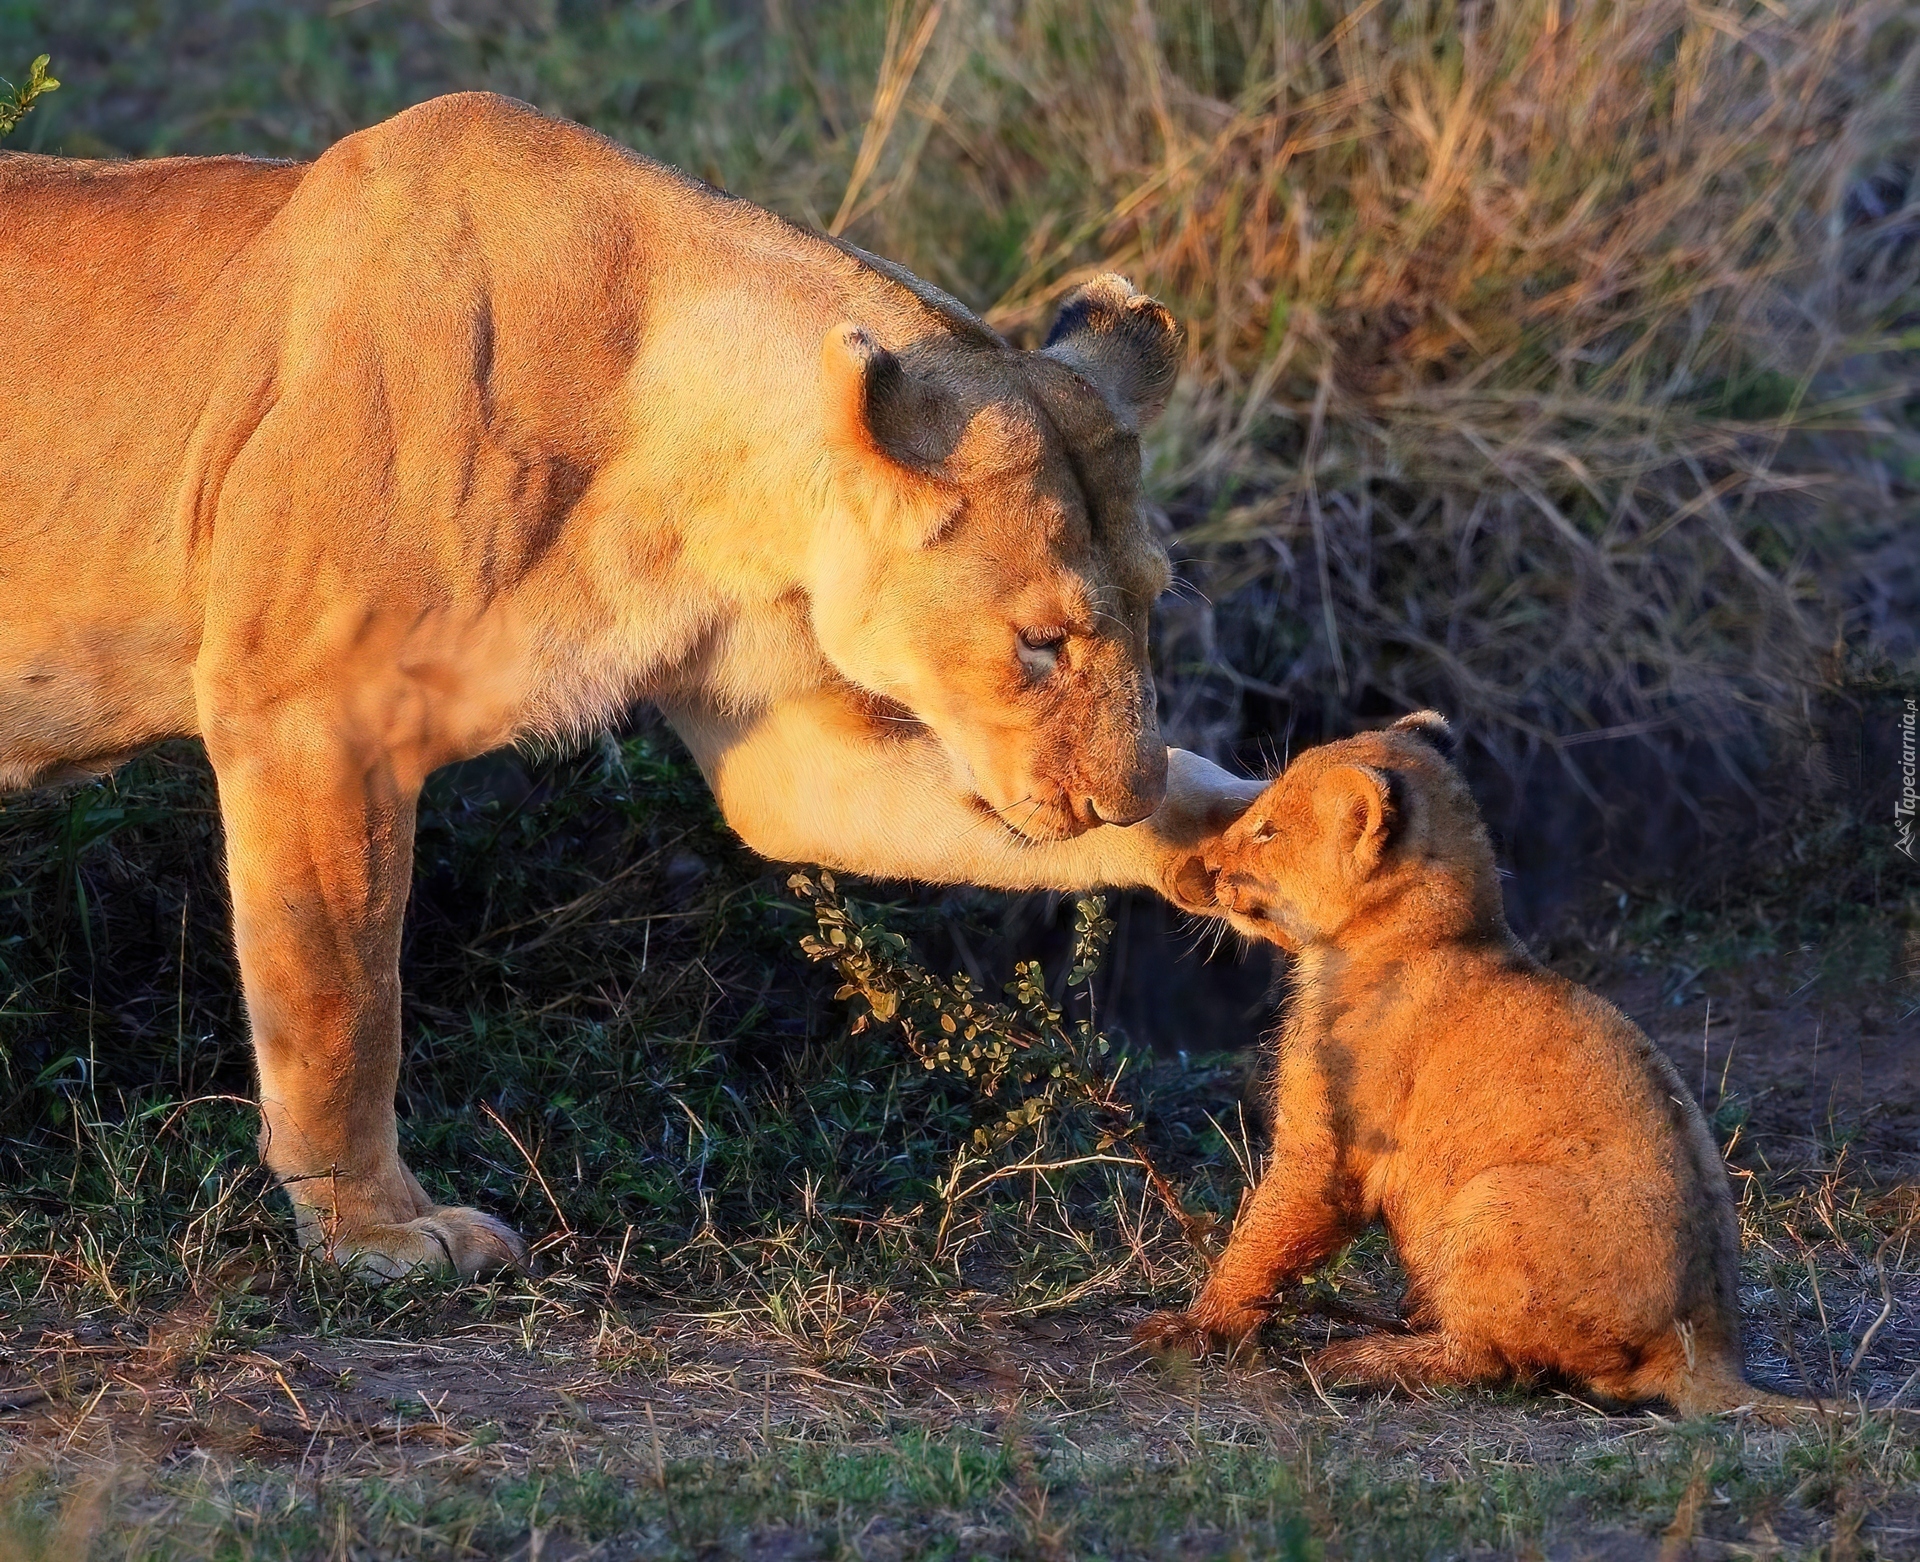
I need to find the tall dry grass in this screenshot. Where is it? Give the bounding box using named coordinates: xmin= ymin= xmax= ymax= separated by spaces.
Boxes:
xmin=6 ymin=0 xmax=1916 ymax=830
xmin=822 ymin=0 xmax=1919 ymax=810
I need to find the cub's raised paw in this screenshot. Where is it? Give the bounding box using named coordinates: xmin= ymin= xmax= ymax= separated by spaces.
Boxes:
xmin=1165 ymin=853 xmax=1222 ymax=917
xmin=323 ymin=1207 xmax=530 ymax=1281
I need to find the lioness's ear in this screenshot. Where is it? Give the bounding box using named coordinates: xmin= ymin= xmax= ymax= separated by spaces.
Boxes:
xmin=821 ymin=324 xmax=959 ymax=548
xmin=1040 ymin=273 xmax=1183 ymax=432
xmin=1390 ymin=710 xmax=1458 ymax=761
xmin=1317 ymin=764 xmax=1396 ymax=878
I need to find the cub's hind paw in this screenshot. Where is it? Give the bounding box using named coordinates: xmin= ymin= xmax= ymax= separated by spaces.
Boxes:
xmin=1306 ymin=1331 xmax=1498 ymax=1395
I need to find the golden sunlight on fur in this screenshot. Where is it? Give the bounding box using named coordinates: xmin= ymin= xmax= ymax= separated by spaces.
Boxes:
xmin=1135 ymin=713 xmax=1802 ymax=1415
xmin=0 ymin=93 xmax=1261 ymax=1277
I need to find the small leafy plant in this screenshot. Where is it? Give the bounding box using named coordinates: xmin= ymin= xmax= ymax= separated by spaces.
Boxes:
xmin=789 ymin=870 xmax=1215 ymax=1254
xmin=0 ymin=54 xmax=57 ymax=139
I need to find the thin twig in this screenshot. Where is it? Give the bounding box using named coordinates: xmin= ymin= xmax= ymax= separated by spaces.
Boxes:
xmin=481 ymin=1103 xmax=575 ymax=1242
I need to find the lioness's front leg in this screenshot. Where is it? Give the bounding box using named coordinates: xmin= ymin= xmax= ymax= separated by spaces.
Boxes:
xmin=204 ymin=707 xmax=526 ymax=1278
xmin=667 ymin=688 xmax=1261 ymax=897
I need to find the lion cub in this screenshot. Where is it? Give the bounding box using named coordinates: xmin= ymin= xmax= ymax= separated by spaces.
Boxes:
xmin=1138 ymin=713 xmax=1791 ymax=1414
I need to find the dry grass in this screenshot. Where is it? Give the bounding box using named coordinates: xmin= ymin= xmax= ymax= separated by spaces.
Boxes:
xmin=6 ymin=0 xmax=1915 ymax=791
xmin=814 ymin=1 xmax=1920 ymax=795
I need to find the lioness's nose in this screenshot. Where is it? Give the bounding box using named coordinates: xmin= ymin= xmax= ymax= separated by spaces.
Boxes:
xmin=1089 ymin=738 xmax=1167 ymax=827
xmin=1089 ymin=794 xmax=1154 ymax=827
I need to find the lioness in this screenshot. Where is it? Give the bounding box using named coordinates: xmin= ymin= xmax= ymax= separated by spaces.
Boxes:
xmin=1137 ymin=714 xmax=1796 ymax=1414
xmin=0 ymin=93 xmax=1257 ymax=1278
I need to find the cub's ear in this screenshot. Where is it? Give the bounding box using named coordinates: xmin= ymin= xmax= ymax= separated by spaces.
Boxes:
xmin=1390 ymin=710 xmax=1458 ymax=761
xmin=821 ymin=323 xmax=960 ymax=548
xmin=1316 ymin=764 xmax=1397 ymax=878
xmin=1040 ymin=274 xmax=1183 ymax=432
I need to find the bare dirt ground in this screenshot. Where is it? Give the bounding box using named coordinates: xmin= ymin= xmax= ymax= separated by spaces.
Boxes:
xmin=1614 ymin=961 xmax=1920 ymax=1170
xmin=3 ymin=1282 xmax=1913 ymax=1559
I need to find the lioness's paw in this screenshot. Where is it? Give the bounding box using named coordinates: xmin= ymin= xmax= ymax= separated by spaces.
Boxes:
xmin=324 ymin=1207 xmax=529 ymax=1280
xmin=1159 ymin=750 xmax=1266 ymax=845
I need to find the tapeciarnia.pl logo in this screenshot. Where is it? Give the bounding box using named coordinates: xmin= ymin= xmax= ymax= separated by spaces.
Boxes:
xmin=1899 ymin=697 xmax=1917 ymax=860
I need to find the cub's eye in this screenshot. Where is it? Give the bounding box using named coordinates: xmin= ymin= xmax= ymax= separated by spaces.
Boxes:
xmin=1016 ymin=626 xmax=1067 ymax=678
xmin=1248 ymin=818 xmax=1276 ymax=844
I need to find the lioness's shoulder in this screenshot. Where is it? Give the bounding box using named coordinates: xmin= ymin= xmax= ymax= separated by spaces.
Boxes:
xmin=348 ymin=90 xmax=553 ymax=151
xmin=316 ymin=92 xmax=645 ymax=189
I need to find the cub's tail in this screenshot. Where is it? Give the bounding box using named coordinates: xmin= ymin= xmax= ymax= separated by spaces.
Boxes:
xmin=1667 ymin=1366 xmax=1816 ymax=1419
xmin=1614 ymin=1330 xmax=1819 ymax=1419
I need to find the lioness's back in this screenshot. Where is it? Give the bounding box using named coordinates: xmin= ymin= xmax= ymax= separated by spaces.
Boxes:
xmin=0 ymin=152 xmax=307 ymax=787
xmin=0 ymin=90 xmax=983 ymax=794
xmin=0 ymin=150 xmax=304 ymax=476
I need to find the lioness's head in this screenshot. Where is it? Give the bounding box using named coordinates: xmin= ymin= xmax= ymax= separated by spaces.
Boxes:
xmin=811 ymin=275 xmax=1180 ymax=841
xmin=1206 ymin=713 xmax=1508 ymax=949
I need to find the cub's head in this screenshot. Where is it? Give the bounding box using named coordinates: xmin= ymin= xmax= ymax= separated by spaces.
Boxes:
xmin=812 ymin=275 xmax=1179 ymax=841
xmin=1205 ymin=713 xmax=1508 ymax=950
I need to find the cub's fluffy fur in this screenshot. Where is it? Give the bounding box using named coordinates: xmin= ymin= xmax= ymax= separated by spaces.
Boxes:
xmin=1138 ymin=713 xmax=1797 ymax=1414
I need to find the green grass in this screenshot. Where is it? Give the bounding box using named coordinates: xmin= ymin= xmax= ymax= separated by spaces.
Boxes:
xmin=11 ymin=1413 xmax=1906 ymax=1561
xmin=0 ymin=732 xmax=1254 ymax=1328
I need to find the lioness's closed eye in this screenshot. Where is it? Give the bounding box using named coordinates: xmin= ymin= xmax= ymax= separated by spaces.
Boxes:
xmin=1136 ymin=711 xmax=1801 ymax=1416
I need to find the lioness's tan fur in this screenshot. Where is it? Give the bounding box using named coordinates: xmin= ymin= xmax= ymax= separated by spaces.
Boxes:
xmin=0 ymin=93 xmax=1257 ymax=1275
xmin=1137 ymin=714 xmax=1795 ymax=1415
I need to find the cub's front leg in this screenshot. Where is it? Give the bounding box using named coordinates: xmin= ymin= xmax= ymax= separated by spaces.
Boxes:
xmin=1135 ymin=1137 xmax=1357 ymax=1356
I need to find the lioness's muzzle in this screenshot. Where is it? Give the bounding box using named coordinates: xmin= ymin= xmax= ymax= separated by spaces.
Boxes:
xmin=1083 ymin=731 xmax=1167 ymax=827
